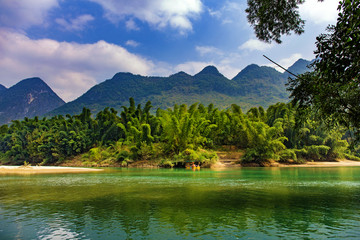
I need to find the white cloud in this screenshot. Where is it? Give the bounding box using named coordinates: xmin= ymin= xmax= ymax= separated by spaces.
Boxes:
xmin=208 ymin=8 xmax=221 ymax=18
xmin=239 ymin=39 xmax=273 ymax=51
xmin=265 ymin=53 xmax=303 ymax=73
xmin=207 ymin=1 xmax=246 ymax=25
xmin=55 ymin=14 xmax=94 ymax=31
xmin=174 ymin=61 xmax=213 ymax=76
xmin=125 ymin=19 xmax=140 ymax=31
xmin=0 ymin=0 xmax=59 ymax=29
xmin=89 ymin=0 xmax=203 ymax=32
xmin=299 ymin=0 xmax=339 ymax=25
xmin=125 ymin=40 xmax=139 ymax=47
xmin=0 ymin=29 xmax=154 ymax=101
xmin=195 ymin=46 xmax=223 ymax=57
xmin=173 ymin=60 xmax=239 ymax=79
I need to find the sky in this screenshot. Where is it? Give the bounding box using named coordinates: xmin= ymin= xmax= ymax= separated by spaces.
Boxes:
xmin=0 ymin=0 xmax=339 ymax=102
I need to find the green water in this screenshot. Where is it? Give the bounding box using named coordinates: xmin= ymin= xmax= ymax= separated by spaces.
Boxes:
xmin=0 ymin=167 xmax=359 ymax=239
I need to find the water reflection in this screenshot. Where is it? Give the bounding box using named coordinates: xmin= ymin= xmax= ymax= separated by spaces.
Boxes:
xmin=0 ymin=167 xmax=360 ymax=239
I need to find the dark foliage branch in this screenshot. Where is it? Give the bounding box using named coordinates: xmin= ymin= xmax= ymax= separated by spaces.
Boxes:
xmin=288 ymin=0 xmax=360 ymax=139
xmin=246 ymin=0 xmax=324 ymax=43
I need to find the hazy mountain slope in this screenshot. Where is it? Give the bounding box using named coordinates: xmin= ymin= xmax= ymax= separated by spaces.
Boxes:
xmin=0 ymin=78 xmax=65 ymax=124
xmin=0 ymin=84 xmax=6 ymax=92
xmin=283 ymin=58 xmax=313 ymax=79
xmin=50 ymin=59 xmax=312 ymax=116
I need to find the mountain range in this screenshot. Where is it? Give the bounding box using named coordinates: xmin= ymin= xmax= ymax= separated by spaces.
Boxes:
xmin=0 ymin=58 xmax=312 ymax=124
xmin=50 ymin=58 xmax=311 ymax=116
xmin=0 ymin=78 xmax=65 ymax=125
xmin=0 ymin=84 xmax=6 ymax=92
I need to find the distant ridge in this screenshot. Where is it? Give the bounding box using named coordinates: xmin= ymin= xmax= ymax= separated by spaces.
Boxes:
xmin=50 ymin=59 xmax=312 ymax=116
xmin=233 ymin=64 xmax=283 ymax=82
xmin=283 ymin=58 xmax=313 ymax=78
xmin=0 ymin=78 xmax=65 ymax=125
xmin=195 ymin=65 xmax=224 ymax=77
xmin=0 ymin=84 xmax=6 ymax=92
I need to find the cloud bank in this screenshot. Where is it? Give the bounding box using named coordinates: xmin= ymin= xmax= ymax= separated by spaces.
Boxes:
xmin=0 ymin=0 xmax=59 ymax=29
xmin=239 ymin=39 xmax=273 ymax=51
xmin=0 ymin=29 xmax=154 ymax=102
xmin=55 ymin=14 xmax=95 ymax=31
xmin=90 ymin=0 xmax=203 ymax=32
xmin=299 ymin=0 xmax=339 ymax=25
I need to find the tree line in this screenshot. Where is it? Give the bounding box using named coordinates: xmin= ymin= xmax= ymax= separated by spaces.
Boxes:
xmin=0 ymin=98 xmax=359 ymax=167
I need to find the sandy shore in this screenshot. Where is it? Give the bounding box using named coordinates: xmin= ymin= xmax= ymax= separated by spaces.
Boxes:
xmin=211 ymin=159 xmax=360 ymax=169
xmin=1 ymin=160 xmax=360 ymax=173
xmin=0 ymin=166 xmax=104 ymax=174
xmin=277 ymin=159 xmax=360 ymax=167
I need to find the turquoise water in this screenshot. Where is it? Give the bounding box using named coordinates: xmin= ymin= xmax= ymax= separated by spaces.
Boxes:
xmin=0 ymin=167 xmax=360 ymax=239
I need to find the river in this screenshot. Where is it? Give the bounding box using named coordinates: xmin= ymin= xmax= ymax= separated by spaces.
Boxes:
xmin=1 ymin=167 xmax=359 ymax=239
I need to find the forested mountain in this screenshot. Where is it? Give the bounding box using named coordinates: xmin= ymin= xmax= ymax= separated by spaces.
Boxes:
xmin=0 ymin=84 xmax=6 ymax=92
xmin=0 ymin=78 xmax=65 ymax=125
xmin=283 ymin=58 xmax=313 ymax=79
xmin=51 ymin=59 xmax=312 ymax=116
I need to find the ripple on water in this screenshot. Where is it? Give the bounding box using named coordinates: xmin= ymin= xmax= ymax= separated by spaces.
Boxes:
xmin=1 ymin=168 xmax=360 ymax=239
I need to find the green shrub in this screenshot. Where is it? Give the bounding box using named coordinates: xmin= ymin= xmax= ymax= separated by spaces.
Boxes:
xmin=242 ymin=149 xmax=262 ymax=163
xmin=116 ymin=150 xmax=130 ymax=162
xmin=279 ymin=149 xmax=297 ymax=163
xmin=158 ymin=159 xmax=174 ymax=168
xmin=306 ymin=145 xmax=331 ymax=161
xmin=344 ymin=153 xmax=360 ymax=161
xmin=175 ymin=148 xmax=218 ymax=164
xmin=294 ymin=148 xmax=308 ymax=160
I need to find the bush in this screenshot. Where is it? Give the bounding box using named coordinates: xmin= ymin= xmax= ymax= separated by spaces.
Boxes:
xmin=130 ymin=142 xmax=153 ymax=161
xmin=306 ymin=145 xmax=330 ymax=161
xmin=294 ymin=148 xmax=308 ymax=160
xmin=293 ymin=146 xmax=332 ymax=161
xmin=174 ymin=148 xmax=218 ymax=165
xmin=242 ymin=149 xmax=262 ymax=163
xmin=116 ymin=150 xmax=130 ymax=162
xmin=279 ymin=149 xmax=297 ymax=163
xmin=344 ymin=153 xmax=360 ymax=161
xmin=158 ymin=159 xmax=174 ymax=168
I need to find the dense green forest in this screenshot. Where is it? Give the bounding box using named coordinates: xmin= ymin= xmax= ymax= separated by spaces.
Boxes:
xmin=1 ymin=98 xmax=359 ymax=167
xmin=50 ymin=61 xmax=310 ymax=117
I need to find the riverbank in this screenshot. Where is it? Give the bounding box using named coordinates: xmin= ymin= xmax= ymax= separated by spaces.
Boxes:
xmin=1 ymin=159 xmax=360 ymax=174
xmin=277 ymin=159 xmax=360 ymax=167
xmin=0 ymin=166 xmax=104 ymax=174
xmin=211 ymin=159 xmax=360 ymax=169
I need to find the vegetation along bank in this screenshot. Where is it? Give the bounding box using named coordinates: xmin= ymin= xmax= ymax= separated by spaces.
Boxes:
xmin=1 ymin=98 xmax=359 ymax=168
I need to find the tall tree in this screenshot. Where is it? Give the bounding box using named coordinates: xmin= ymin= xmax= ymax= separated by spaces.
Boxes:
xmin=288 ymin=0 xmax=360 ymax=138
xmin=246 ymin=0 xmax=312 ymax=43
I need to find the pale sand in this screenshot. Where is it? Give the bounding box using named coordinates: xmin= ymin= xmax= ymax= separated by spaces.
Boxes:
xmin=211 ymin=159 xmax=360 ymax=169
xmin=0 ymin=166 xmax=104 ymax=174
xmin=276 ymin=159 xmax=360 ymax=167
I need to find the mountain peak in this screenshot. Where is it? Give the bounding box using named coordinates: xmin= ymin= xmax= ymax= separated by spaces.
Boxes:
xmin=284 ymin=59 xmax=313 ymax=78
xmin=0 ymin=84 xmax=6 ymax=91
xmin=13 ymin=77 xmax=49 ymax=90
xmin=232 ymin=64 xmax=282 ymax=82
xmin=113 ymin=72 xmax=135 ymax=79
xmin=0 ymin=77 xmax=65 ymax=124
xmin=195 ymin=65 xmax=224 ymax=77
xmin=170 ymin=71 xmax=191 ymax=78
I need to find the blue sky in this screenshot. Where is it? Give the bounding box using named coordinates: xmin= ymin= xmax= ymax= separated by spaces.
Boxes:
xmin=0 ymin=0 xmax=339 ymax=102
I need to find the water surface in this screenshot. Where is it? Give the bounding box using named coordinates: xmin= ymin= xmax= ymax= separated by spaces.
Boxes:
xmin=1 ymin=167 xmax=359 ymax=239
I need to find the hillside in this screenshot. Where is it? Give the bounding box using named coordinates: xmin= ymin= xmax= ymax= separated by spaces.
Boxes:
xmin=283 ymin=58 xmax=313 ymax=79
xmin=0 ymin=78 xmax=65 ymax=125
xmin=0 ymin=84 xmax=6 ymax=92
xmin=50 ymin=59 xmax=312 ymax=116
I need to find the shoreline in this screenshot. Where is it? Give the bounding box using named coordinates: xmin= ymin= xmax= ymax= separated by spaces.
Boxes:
xmin=276 ymin=159 xmax=360 ymax=167
xmin=0 ymin=166 xmax=104 ymax=174
xmin=211 ymin=159 xmax=360 ymax=169
xmin=1 ymin=159 xmax=360 ymax=174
